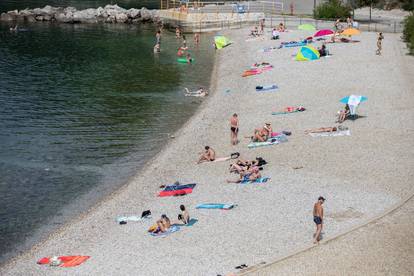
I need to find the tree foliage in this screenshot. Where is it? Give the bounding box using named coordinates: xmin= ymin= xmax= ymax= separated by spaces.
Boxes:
xmin=314 ymin=0 xmax=352 ymax=19
xmin=403 ymin=13 xmax=414 ymax=54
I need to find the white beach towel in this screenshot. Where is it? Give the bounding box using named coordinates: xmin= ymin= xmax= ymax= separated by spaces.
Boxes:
xmin=309 ymin=129 xmax=351 ymax=137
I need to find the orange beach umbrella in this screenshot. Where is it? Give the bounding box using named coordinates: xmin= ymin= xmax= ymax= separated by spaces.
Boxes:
xmin=341 ymin=28 xmax=361 ymax=36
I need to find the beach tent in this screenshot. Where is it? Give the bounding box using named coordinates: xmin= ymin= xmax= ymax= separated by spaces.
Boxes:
xmin=295 ymin=45 xmax=320 ymax=61
xmin=214 ymin=36 xmax=231 ymax=49
xmin=342 ymin=28 xmax=361 ymax=36
xmin=298 ymin=24 xmax=316 ymax=31
xmin=340 ymin=95 xmax=367 ymax=115
xmin=314 ymin=29 xmax=334 ymax=37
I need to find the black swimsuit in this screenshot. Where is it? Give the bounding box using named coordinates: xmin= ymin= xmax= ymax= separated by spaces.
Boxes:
xmin=231 ymin=127 xmax=238 ymax=133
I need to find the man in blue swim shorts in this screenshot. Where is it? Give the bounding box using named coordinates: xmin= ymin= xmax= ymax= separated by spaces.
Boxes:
xmin=313 ymin=196 xmax=325 ymax=244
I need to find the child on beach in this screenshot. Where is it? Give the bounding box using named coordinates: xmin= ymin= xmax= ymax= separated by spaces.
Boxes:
xmin=230 ymin=113 xmax=239 ymax=145
xmin=271 ymin=28 xmax=280 ymax=40
xmin=186 ymin=53 xmax=193 ymax=64
xmin=178 ymin=205 xmax=190 ymax=224
xmin=175 ymin=27 xmax=181 ymax=38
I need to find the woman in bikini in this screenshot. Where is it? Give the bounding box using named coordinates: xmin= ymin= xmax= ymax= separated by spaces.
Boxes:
xmin=230 ymin=113 xmax=239 ymax=145
xmin=304 ymin=126 xmax=338 ymax=134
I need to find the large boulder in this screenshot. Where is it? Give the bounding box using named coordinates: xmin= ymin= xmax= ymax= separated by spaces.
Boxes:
xmin=0 ymin=12 xmax=15 ymax=21
xmin=25 ymin=15 xmax=36 ymax=22
xmin=55 ymin=11 xmax=73 ymax=23
xmin=126 ymin=8 xmax=140 ymax=19
xmin=106 ymin=15 xmax=116 ymax=23
xmin=140 ymin=7 xmax=153 ymax=21
xmin=115 ymin=13 xmax=128 ymax=23
xmin=73 ymin=9 xmax=98 ymax=23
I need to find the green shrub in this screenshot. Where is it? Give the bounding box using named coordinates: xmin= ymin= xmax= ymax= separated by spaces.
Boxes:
xmin=403 ymin=13 xmax=414 ymax=54
xmin=314 ymin=0 xmax=352 ymax=19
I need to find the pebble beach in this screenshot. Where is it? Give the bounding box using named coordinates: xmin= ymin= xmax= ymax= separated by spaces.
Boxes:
xmin=1 ymin=27 xmax=413 ymax=276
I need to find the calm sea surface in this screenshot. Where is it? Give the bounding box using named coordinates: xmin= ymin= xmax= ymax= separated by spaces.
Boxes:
xmin=0 ymin=1 xmax=215 ymax=263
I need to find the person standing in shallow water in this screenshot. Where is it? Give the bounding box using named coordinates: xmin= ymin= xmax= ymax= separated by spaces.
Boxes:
xmin=230 ymin=113 xmax=239 ymax=145
xmin=313 ymin=196 xmax=325 ymax=244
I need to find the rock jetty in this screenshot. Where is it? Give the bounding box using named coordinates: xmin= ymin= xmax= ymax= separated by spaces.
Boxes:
xmin=0 ymin=5 xmax=161 ymax=25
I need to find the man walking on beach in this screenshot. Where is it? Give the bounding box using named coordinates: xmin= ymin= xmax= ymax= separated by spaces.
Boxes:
xmin=230 ymin=113 xmax=239 ymax=145
xmin=313 ymin=196 xmax=325 ymax=244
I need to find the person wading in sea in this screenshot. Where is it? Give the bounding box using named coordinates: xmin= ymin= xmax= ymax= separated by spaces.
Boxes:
xmin=313 ymin=196 xmax=325 ymax=244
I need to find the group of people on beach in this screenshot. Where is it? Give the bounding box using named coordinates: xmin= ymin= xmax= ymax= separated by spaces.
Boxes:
xmin=149 ymin=204 xmax=190 ymax=234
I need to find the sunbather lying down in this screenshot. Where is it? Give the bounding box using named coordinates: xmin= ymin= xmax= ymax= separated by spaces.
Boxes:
xmin=304 ymin=125 xmax=347 ymax=134
xmin=227 ymin=166 xmax=261 ymax=183
xmin=229 ymin=158 xmax=262 ymax=174
xmin=185 ymin=87 xmax=208 ymax=97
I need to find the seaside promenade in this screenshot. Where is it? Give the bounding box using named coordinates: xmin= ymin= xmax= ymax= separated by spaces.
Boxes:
xmin=1 ymin=26 xmax=413 ymax=275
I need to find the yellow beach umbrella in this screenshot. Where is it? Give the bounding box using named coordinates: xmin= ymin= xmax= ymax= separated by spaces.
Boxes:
xmin=342 ymin=28 xmax=361 ymax=36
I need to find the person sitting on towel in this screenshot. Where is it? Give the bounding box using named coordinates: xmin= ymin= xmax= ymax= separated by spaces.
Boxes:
xmin=155 ymin=214 xmax=171 ymax=233
xmin=337 ymin=104 xmax=350 ymax=123
xmin=253 ymin=123 xmax=272 ymax=142
xmin=304 ymin=126 xmax=338 ymax=134
xmin=271 ymin=28 xmax=280 ymax=40
xmin=197 ymin=146 xmax=215 ymax=163
xmin=318 ymin=44 xmax=328 ymax=57
xmin=227 ymin=167 xmax=261 ymax=183
xmin=178 ymin=205 xmax=190 ymax=224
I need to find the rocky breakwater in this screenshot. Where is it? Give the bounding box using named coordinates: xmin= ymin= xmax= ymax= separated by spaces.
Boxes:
xmin=0 ymin=4 xmax=161 ymax=24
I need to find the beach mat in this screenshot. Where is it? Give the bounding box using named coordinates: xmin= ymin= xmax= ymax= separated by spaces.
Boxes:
xmin=37 ymin=256 xmax=90 ymax=267
xmin=241 ymin=177 xmax=270 ymax=184
xmin=150 ymin=225 xmax=180 ymax=237
xmin=247 ymin=137 xmax=280 ymax=149
xmin=163 ymin=183 xmax=196 ymax=191
xmin=172 ymin=218 xmax=198 ymax=227
xmin=256 ymin=85 xmax=278 ymax=92
xmin=309 ymin=129 xmax=351 ymax=137
xmin=272 ymin=110 xmax=301 ymax=115
xmin=196 ymin=203 xmax=235 ymax=210
xmin=116 ymin=215 xmax=151 ymax=223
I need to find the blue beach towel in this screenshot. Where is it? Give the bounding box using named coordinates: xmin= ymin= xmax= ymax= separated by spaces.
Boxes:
xmin=241 ymin=177 xmax=271 ymax=184
xmin=196 ymin=203 xmax=235 ymax=210
xmin=163 ymin=183 xmax=196 ymax=191
xmin=172 ymin=218 xmax=198 ymax=227
xmin=150 ymin=225 xmax=180 ymax=237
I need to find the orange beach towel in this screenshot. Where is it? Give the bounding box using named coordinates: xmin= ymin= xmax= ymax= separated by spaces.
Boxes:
xmin=37 ymin=256 xmax=90 ymax=267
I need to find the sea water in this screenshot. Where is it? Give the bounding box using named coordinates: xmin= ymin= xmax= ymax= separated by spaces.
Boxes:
xmin=0 ymin=8 xmax=215 ymax=262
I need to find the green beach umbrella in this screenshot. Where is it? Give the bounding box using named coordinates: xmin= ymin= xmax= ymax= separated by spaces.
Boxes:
xmin=214 ymin=36 xmax=232 ymax=49
xmin=298 ymin=24 xmax=316 ymax=31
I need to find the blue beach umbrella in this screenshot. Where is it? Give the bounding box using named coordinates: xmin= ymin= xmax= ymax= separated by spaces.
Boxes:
xmin=295 ymin=45 xmax=320 ymax=61
xmin=340 ymin=95 xmax=368 ymax=104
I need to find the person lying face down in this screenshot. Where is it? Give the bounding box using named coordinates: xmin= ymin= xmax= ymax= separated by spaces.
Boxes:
xmin=197 ymin=146 xmax=215 ymax=164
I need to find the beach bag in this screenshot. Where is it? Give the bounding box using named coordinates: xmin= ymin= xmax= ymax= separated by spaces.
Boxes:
xmin=141 ymin=210 xmax=151 ymax=218
xmin=256 ymin=157 xmax=267 ymax=166
xmin=231 ymin=152 xmax=240 ymax=159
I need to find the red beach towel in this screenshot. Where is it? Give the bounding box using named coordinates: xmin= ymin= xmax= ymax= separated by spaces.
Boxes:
xmin=37 ymin=256 xmax=90 ymax=267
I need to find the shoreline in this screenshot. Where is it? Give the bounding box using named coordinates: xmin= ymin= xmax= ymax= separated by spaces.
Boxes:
xmin=1 ymin=27 xmax=413 ymax=275
xmin=0 ymin=34 xmax=222 ymax=269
